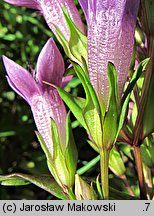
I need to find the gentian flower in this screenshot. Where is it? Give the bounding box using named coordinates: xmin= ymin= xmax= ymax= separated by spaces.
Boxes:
xmin=3 ymin=0 xmax=85 ymax=40
xmin=79 ymin=0 xmax=140 ymax=106
xmin=2 ymin=38 xmax=67 ymax=157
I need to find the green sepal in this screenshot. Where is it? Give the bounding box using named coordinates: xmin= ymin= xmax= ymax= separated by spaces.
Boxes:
xmin=109 ymin=148 xmax=126 ymax=177
xmin=55 ymin=86 xmax=87 ymax=129
xmin=73 ymin=63 xmax=101 ymax=114
xmin=73 ymin=63 xmax=103 ymax=147
xmin=54 ymin=25 xmax=77 ymax=63
xmin=0 ymin=174 xmax=67 ymax=200
xmin=54 ymin=7 xmax=88 ymax=69
xmin=103 ymin=63 xmax=119 ymax=147
xmin=51 ymin=118 xmax=71 ymax=188
xmin=63 ymin=6 xmax=88 ymax=67
xmin=65 ymin=112 xmax=78 ymax=187
xmin=35 ymin=131 xmax=63 ymax=188
xmin=56 ymin=63 xmax=103 ymax=148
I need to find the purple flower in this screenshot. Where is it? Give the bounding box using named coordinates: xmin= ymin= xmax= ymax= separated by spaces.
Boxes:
xmin=79 ymin=0 xmax=140 ymax=106
xmin=3 ymin=38 xmax=68 ymax=156
xmin=4 ymin=0 xmax=85 ymax=40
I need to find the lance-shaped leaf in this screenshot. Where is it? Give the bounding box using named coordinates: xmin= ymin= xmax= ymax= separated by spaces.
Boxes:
xmin=0 ymin=173 xmax=67 ymax=200
xmin=143 ymin=60 xmax=154 ymax=138
xmin=86 ymin=0 xmax=140 ymax=106
xmin=139 ymin=0 xmax=154 ymax=35
xmin=117 ymin=58 xmax=150 ymax=140
xmin=3 ymin=38 xmax=67 ymax=157
xmin=109 ymin=148 xmax=126 ymax=177
xmin=103 ymin=63 xmax=119 ymax=147
xmin=4 ymin=0 xmax=85 ymax=41
xmin=55 ymin=63 xmax=104 ymax=148
xmin=140 ymin=144 xmax=154 ymax=168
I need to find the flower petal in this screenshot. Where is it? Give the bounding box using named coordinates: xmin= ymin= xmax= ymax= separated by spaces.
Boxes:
xmin=3 ymin=0 xmax=39 ymax=9
xmin=31 ymin=89 xmax=67 ymax=155
xmin=3 ymin=55 xmax=41 ymax=104
xmin=78 ymin=0 xmax=88 ymax=24
xmin=6 ymin=76 xmax=28 ymax=102
xmin=36 ymin=38 xmax=65 ymax=88
xmin=36 ymin=0 xmax=85 ymax=40
xmin=61 ymin=75 xmax=73 ymax=88
xmin=88 ymin=0 xmax=139 ymax=106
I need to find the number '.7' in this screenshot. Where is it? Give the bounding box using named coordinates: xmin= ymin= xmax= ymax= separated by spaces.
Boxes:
xmin=145 ymin=203 xmax=150 ymax=211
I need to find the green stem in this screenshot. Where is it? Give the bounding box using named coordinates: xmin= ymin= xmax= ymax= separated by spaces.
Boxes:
xmin=100 ymin=149 xmax=110 ymax=200
xmin=67 ymin=188 xmax=76 ymax=200
xmin=77 ymin=155 xmax=100 ymax=175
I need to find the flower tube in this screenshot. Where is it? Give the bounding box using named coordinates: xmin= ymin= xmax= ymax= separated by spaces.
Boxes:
xmin=79 ymin=0 xmax=140 ymax=106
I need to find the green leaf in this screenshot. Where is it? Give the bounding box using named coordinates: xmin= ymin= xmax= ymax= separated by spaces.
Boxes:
xmin=109 ymin=187 xmax=136 ymax=200
xmin=103 ymin=63 xmax=119 ymax=147
xmin=109 ymin=148 xmax=126 ymax=177
xmin=73 ymin=63 xmax=103 ymax=147
xmin=0 ymin=174 xmax=67 ymax=200
xmin=50 ymin=118 xmax=70 ymax=188
xmin=140 ymin=144 xmax=154 ymax=168
xmin=83 ymin=107 xmax=103 ymax=147
xmin=121 ymin=58 xmax=150 ymax=106
xmin=54 ymin=7 xmax=88 ymax=69
xmin=54 ymin=25 xmax=76 ymax=62
xmin=55 ymin=87 xmax=87 ymax=129
xmin=1 ymin=178 xmax=30 ymax=186
xmin=87 ymin=140 xmax=99 ymax=153
xmin=143 ymin=59 xmax=154 ymax=137
xmin=73 ymin=63 xmax=101 ymax=113
xmin=63 ymin=6 xmax=88 ymax=66
xmin=65 ymin=112 xmax=78 ymax=187
xmin=35 ymin=131 xmax=63 ymax=188
xmin=96 ymin=175 xmax=103 ymax=199
xmin=117 ymin=58 xmax=150 ymax=139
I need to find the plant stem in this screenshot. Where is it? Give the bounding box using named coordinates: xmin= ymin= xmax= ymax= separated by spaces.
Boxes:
xmin=133 ymin=145 xmax=147 ymax=199
xmin=100 ymin=148 xmax=110 ymax=200
xmin=77 ymin=155 xmax=100 ymax=175
xmin=67 ymin=188 xmax=76 ymax=200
